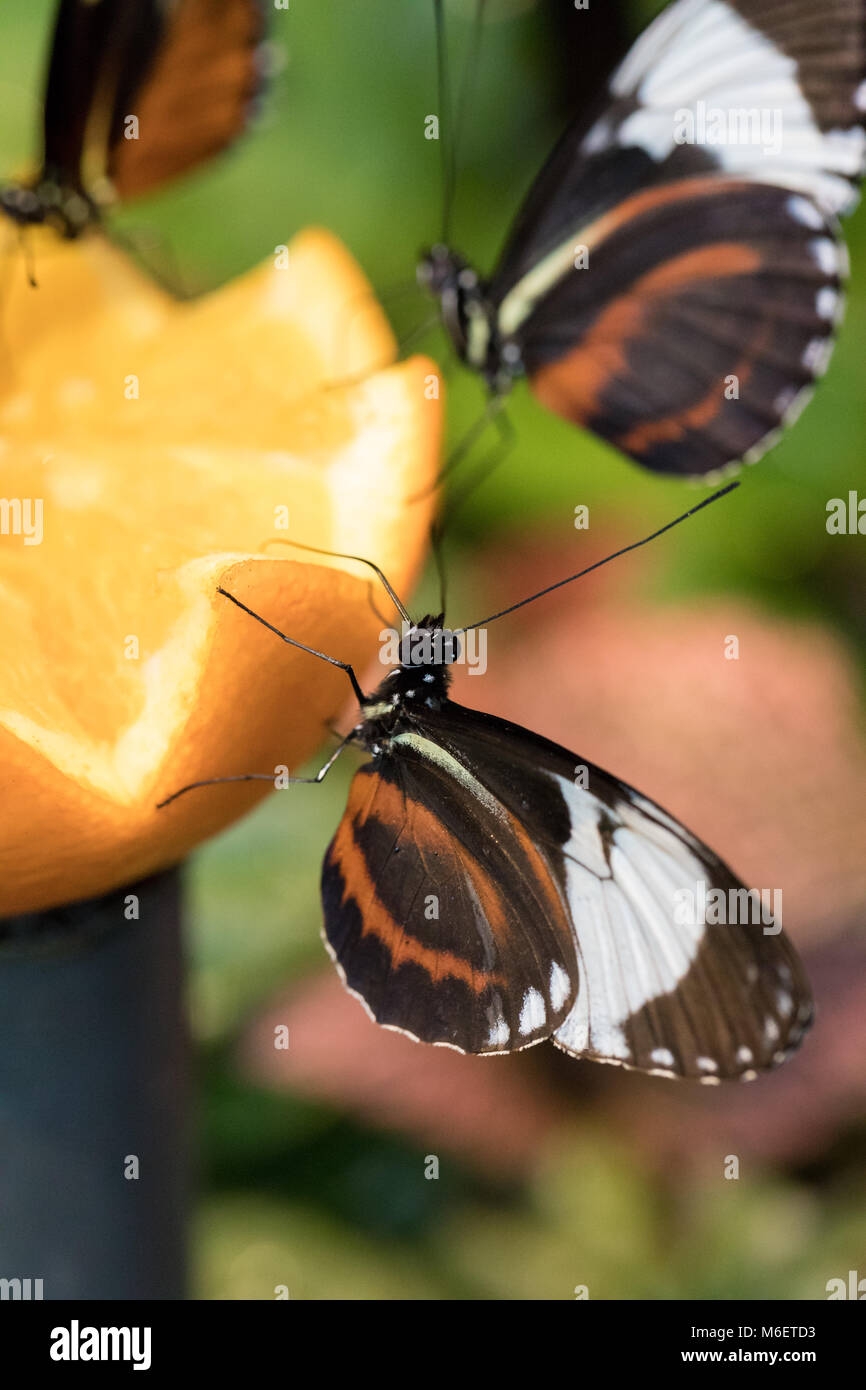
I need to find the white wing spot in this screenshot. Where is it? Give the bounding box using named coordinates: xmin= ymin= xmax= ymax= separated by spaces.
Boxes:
xmin=736 ymin=1046 xmax=754 ymax=1065
xmin=651 ymin=1047 xmax=676 ymax=1068
xmin=697 ymin=1056 xmax=719 ymax=1073
xmin=817 ymin=286 xmax=841 ymax=320
xmin=803 ymin=336 xmax=834 ymax=376
xmin=764 ymin=1017 xmax=781 ymax=1043
xmin=486 ymin=1015 xmax=510 ymax=1048
xmin=809 ymin=238 xmax=842 ymax=276
xmin=519 ymin=988 xmax=547 ymax=1036
xmin=787 ymin=195 xmax=824 ymax=230
xmin=549 ymin=963 xmax=571 ymax=1012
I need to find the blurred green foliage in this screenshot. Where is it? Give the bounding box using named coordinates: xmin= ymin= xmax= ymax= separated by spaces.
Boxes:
xmin=3 ymin=0 xmax=865 ymax=1299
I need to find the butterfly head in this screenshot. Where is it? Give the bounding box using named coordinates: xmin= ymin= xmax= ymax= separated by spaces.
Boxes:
xmin=417 ymin=244 xmax=499 ymax=370
xmin=360 ymin=614 xmax=460 ymax=734
xmin=398 ymin=613 xmax=461 ymax=672
xmin=0 ymin=183 xmax=46 ymax=228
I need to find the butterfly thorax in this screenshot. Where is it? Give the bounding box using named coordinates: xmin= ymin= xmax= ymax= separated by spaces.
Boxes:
xmin=357 ymin=615 xmax=458 ymax=753
xmin=418 ymin=244 xmax=521 ymax=394
xmin=0 ymin=170 xmax=97 ymax=238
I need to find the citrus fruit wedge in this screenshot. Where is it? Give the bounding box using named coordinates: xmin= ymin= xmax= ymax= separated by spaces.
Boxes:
xmin=0 ymin=227 xmax=441 ymax=915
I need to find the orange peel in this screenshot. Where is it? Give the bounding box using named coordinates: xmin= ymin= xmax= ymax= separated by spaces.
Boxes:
xmin=0 ymin=227 xmax=441 ymax=915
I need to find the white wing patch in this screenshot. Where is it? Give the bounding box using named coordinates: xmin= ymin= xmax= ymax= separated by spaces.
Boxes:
xmin=589 ymin=0 xmax=865 ymax=216
xmin=546 ymin=769 xmax=810 ymax=1079
xmin=519 ymin=987 xmax=547 ymax=1036
xmin=554 ymin=773 xmax=710 ymax=1065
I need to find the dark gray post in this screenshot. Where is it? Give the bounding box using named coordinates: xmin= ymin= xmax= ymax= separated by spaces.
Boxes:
xmin=0 ymin=868 xmax=188 ymax=1300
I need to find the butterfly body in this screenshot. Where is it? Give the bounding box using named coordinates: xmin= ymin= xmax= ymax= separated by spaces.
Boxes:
xmin=424 ymin=0 xmax=866 ymax=476
xmin=322 ymin=615 xmax=813 ymax=1079
xmin=418 ymin=246 xmax=520 ymax=395
xmin=0 ymin=171 xmax=98 ymax=239
xmin=2 ymin=0 xmax=265 ymax=240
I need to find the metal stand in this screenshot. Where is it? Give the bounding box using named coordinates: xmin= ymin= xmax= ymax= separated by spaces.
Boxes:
xmin=0 ymin=868 xmax=188 ymax=1300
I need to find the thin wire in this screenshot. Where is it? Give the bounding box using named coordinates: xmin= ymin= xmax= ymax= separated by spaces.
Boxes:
xmin=456 ymin=483 xmax=740 ymax=633
xmin=260 ymin=538 xmax=412 ymax=623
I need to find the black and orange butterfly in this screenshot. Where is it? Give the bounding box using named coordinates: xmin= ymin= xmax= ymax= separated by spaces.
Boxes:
xmin=420 ymin=0 xmax=866 ymax=478
xmin=0 ymin=0 xmax=265 ymax=238
xmin=159 ymin=484 xmax=813 ymax=1082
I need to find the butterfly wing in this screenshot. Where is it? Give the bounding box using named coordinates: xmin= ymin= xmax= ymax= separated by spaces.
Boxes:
xmin=321 ymin=733 xmax=580 ymax=1055
xmin=394 ymin=700 xmax=812 ymax=1081
xmin=107 ymin=0 xmax=266 ymax=199
xmin=39 ymin=0 xmax=264 ymax=210
xmin=517 ymin=180 xmax=847 ymax=476
xmin=486 ymin=0 xmax=865 ymax=476
xmin=39 ymin=0 xmax=133 ymax=199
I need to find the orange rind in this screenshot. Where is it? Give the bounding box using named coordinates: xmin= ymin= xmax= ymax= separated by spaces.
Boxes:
xmin=0 ymin=227 xmax=441 ymax=914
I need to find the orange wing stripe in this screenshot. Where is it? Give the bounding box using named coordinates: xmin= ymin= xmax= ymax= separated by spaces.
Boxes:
xmin=532 ymin=242 xmax=762 ymax=425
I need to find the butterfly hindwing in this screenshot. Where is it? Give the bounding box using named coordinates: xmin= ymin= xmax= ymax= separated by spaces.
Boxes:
xmin=321 ymin=734 xmax=579 ymax=1055
xmin=363 ymin=699 xmax=813 ymax=1080
xmin=517 ymin=180 xmax=846 ymax=476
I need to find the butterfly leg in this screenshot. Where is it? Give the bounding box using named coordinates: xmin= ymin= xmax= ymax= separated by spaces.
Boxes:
xmin=443 ymin=406 xmax=516 ymax=523
xmin=216 ymin=587 xmax=367 ymax=704
xmin=412 ymin=391 xmax=509 ymax=503
xmin=156 ymin=732 xmax=357 ymax=810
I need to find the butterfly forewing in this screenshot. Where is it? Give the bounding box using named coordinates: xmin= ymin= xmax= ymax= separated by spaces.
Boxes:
xmin=337 ymin=699 xmax=813 ymax=1080
xmin=321 ymin=736 xmax=580 ymax=1054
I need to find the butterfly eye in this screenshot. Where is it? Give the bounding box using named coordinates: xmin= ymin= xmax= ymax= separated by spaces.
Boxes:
xmin=439 ymin=630 xmax=462 ymax=665
xmin=399 ymin=627 xmax=462 ymax=667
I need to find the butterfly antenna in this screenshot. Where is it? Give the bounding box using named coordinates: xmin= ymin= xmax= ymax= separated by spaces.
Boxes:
xmin=458 ymin=483 xmax=740 ymax=632
xmin=451 ymin=0 xmax=487 ymax=205
xmin=261 ymin=537 xmax=412 ymax=623
xmin=431 ymin=520 xmax=448 ymax=614
xmin=433 ymin=0 xmax=456 ymax=242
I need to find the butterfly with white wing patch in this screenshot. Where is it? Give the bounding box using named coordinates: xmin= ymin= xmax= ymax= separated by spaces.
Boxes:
xmin=157 ymin=484 xmax=813 ymax=1082
xmin=420 ymin=0 xmax=866 ymax=478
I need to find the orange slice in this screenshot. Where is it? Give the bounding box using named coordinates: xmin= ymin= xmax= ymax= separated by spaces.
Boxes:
xmin=0 ymin=227 xmax=441 ymax=914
